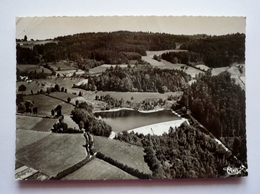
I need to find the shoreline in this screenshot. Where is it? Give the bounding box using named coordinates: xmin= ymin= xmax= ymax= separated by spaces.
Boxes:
xmin=94 ymin=107 xmax=176 ymax=114
xmin=95 ymin=107 xmax=187 ymax=136
xmin=127 ymin=118 xmax=188 ymax=136
xmin=94 ymin=107 xmax=134 ymax=113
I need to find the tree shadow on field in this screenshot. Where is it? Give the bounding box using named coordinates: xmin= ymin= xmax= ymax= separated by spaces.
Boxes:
xmin=18 ymin=178 xmax=244 ymax=191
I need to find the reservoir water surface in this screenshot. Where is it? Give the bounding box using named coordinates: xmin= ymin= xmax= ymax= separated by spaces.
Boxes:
xmin=94 ymin=109 xmax=180 ymax=133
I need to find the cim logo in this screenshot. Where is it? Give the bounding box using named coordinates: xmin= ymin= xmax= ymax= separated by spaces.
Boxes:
xmin=223 ymin=166 xmax=242 ymax=176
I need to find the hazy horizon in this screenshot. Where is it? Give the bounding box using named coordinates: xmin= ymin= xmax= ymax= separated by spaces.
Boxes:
xmin=16 ymin=16 xmax=246 ymax=40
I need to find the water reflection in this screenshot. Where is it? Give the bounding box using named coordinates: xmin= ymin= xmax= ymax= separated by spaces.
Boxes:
xmin=94 ymin=110 xmax=179 ymax=132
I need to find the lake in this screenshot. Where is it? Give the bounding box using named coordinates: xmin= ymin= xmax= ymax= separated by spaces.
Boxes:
xmin=94 ymin=109 xmax=180 ymax=133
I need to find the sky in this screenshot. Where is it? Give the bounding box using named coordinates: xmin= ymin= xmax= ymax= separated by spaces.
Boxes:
xmin=16 ymin=16 xmax=246 ymax=40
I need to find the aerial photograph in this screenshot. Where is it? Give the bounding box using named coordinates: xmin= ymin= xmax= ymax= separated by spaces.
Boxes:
xmin=15 ymin=16 xmax=247 ymax=180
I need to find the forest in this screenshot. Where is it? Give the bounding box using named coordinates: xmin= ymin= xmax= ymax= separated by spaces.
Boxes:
xmin=174 ymin=71 xmax=246 ymax=165
xmin=17 ymin=31 xmax=187 ymax=64
xmin=177 ymin=72 xmax=245 ymax=137
xmin=161 ymin=51 xmax=202 ymax=65
xmin=114 ymin=123 xmax=246 ymax=178
xmin=180 ymin=33 xmax=245 ymax=67
xmin=16 ymin=31 xmax=245 ymax=69
xmin=74 ymin=64 xmax=190 ymax=92
xmin=141 ymin=123 xmax=245 ymax=178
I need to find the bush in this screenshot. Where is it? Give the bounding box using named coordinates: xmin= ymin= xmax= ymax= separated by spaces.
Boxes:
xmin=17 ymin=103 xmax=26 ymax=113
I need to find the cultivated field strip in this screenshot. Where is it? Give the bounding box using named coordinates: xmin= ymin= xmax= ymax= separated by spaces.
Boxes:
xmin=16 ymin=133 xmax=86 ymax=177
xmin=16 ymin=129 xmax=51 ymax=150
xmin=16 ymin=115 xmax=43 ymax=130
xmin=62 ymin=158 xmax=137 ymax=180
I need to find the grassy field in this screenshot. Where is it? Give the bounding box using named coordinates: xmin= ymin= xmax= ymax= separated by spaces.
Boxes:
xmin=23 ymin=93 xmax=76 ymax=115
xmin=141 ymin=50 xmax=205 ymax=78
xmin=94 ymin=136 xmax=152 ymax=175
xmin=141 ymin=53 xmax=203 ymax=78
xmin=16 ymin=81 xmax=50 ymax=95
xmin=15 ymin=160 xmax=24 ymax=169
xmin=49 ymin=92 xmax=77 ymax=102
xmin=16 ymin=133 xmax=86 ymax=177
xmin=196 ymin=64 xmax=210 ymax=71
xmin=31 ymin=118 xmax=58 ymax=132
xmin=211 ymin=64 xmax=245 ymax=89
xmin=141 ymin=56 xmax=165 ymax=67
xmin=63 ymin=115 xmax=78 ymax=129
xmin=62 ymin=158 xmax=137 ymax=180
xmin=83 ymin=91 xmax=182 ymax=103
xmin=56 ymin=69 xmax=85 ymax=77
xmin=89 ymin=64 xmax=130 ymax=74
xmin=59 ymin=102 xmax=75 ymax=115
xmin=160 ymin=60 xmax=203 ymax=78
xmin=211 ymin=67 xmax=228 ymax=76
xmin=146 ymin=50 xmax=187 ymax=56
xmin=80 ymin=90 xmax=182 ymax=111
xmin=38 ymin=77 xmax=85 ymax=94
xmin=16 ymin=115 xmax=43 ymax=130
xmin=89 ymin=65 xmax=106 ymax=74
xmin=24 ymin=94 xmax=63 ymax=115
xmin=17 ymin=115 xmax=57 ymax=132
xmin=16 ymin=129 xmax=51 ymax=150
xmin=74 ymin=79 xmax=88 ymax=87
xmin=228 ymin=65 xmax=245 ymax=89
xmin=17 ymin=78 xmax=81 ymax=96
xmin=48 ymin=61 xmax=77 ymax=71
xmin=227 ymin=64 xmax=245 ymax=76
xmin=240 ymin=76 xmax=245 ymax=83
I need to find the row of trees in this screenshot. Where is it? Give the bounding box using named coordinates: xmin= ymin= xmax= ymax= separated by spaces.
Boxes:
xmin=96 ymin=152 xmax=151 ymax=179
xmin=74 ymin=65 xmax=190 ymax=92
xmin=114 ymin=130 xmax=144 ymax=146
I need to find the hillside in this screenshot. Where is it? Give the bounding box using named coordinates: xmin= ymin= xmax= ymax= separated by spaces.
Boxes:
xmin=16 ymin=32 xmax=245 ymax=70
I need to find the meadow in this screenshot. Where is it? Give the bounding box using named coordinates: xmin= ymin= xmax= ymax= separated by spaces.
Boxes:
xmin=62 ymin=158 xmax=137 ymax=180
xmin=94 ymin=136 xmax=152 ymax=175
xmin=16 ymin=133 xmax=86 ymax=177
xmin=84 ymin=91 xmax=182 ymax=103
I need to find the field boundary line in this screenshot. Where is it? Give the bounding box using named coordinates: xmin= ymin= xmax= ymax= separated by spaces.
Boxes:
xmin=50 ymin=156 xmax=95 ymax=180
xmin=44 ymin=93 xmax=76 ymax=106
